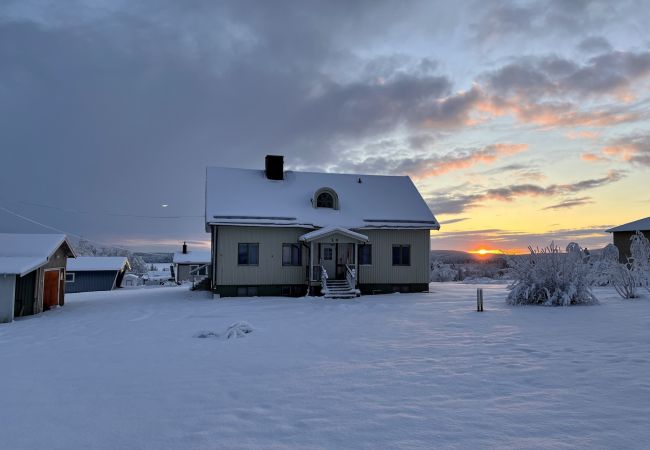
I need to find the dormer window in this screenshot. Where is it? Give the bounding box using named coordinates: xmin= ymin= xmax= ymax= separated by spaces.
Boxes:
xmin=314 ymin=188 xmax=339 ymax=210
xmin=317 ymin=192 xmax=334 ymax=208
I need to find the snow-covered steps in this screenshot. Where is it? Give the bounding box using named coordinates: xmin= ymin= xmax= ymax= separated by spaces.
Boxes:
xmin=323 ymin=279 xmax=359 ymax=299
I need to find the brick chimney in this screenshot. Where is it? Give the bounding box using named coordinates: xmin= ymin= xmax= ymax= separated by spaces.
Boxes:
xmin=182 ymin=241 xmax=187 ymax=254
xmin=265 ymin=155 xmax=284 ymax=180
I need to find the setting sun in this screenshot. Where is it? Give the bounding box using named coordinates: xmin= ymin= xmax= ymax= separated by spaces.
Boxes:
xmin=469 ymin=249 xmax=503 ymax=256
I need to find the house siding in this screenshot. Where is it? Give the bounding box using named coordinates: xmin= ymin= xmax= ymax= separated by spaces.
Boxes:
xmin=0 ymin=275 xmax=15 ymax=323
xmin=176 ymin=264 xmax=212 ymax=282
xmin=66 ymin=271 xmax=119 ymax=293
xmin=214 ymin=226 xmax=309 ymax=286
xmin=211 ymin=225 xmax=431 ymax=296
xmin=356 ymin=229 xmax=430 ymax=285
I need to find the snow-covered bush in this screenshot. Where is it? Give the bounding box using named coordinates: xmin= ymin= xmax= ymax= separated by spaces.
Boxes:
xmin=588 ymin=244 xmax=618 ymax=286
xmin=506 ymin=242 xmax=598 ymax=306
xmin=596 ymin=232 xmax=650 ymax=299
xmin=430 ymin=260 xmax=457 ymax=282
xmin=630 ymin=231 xmax=650 ymax=292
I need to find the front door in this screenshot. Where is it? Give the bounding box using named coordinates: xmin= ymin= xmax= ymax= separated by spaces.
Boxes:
xmin=320 ymin=244 xmax=336 ymax=279
xmin=43 ymin=270 xmax=60 ymax=310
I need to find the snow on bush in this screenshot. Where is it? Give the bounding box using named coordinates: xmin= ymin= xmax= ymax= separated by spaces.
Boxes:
xmin=589 ymin=232 xmax=650 ymax=299
xmin=506 ymin=242 xmax=598 ymax=306
xmin=588 ymin=244 xmax=619 ymax=287
xmin=603 ymin=231 xmax=650 ymax=298
xmin=430 ymin=260 xmax=457 ymax=282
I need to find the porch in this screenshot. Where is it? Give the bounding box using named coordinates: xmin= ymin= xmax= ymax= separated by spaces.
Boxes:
xmin=299 ymin=227 xmax=369 ymax=298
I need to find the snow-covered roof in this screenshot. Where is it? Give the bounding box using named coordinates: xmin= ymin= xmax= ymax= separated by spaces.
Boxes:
xmin=173 ymin=250 xmax=211 ymax=264
xmin=606 ymin=217 xmax=650 ymax=233
xmin=205 ymin=167 xmax=439 ymax=230
xmin=299 ymin=227 xmax=369 ymax=243
xmin=0 ymin=233 xmax=75 ymax=276
xmin=67 ymin=256 xmax=130 ymax=272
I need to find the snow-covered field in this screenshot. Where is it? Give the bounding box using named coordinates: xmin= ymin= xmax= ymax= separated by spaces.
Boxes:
xmin=1 ymin=284 xmax=649 ymax=449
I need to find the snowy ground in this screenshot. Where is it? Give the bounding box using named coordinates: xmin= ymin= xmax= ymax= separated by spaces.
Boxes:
xmin=1 ymin=284 xmax=649 ymax=450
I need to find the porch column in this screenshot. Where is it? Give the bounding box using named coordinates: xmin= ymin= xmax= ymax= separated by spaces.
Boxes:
xmin=309 ymin=241 xmax=314 ymax=295
xmin=354 ymin=242 xmax=358 ymax=287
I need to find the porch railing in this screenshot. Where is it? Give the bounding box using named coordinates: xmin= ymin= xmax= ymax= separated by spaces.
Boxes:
xmin=320 ymin=259 xmax=329 ymax=294
xmin=345 ymin=264 xmax=356 ymax=288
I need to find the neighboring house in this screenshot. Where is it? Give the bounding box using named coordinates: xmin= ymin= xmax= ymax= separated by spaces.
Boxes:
xmin=65 ymin=256 xmax=131 ymax=293
xmin=606 ymin=217 xmax=650 ymax=262
xmin=173 ymin=242 xmax=211 ymax=283
xmin=122 ymin=273 xmax=141 ymax=287
xmin=205 ymin=155 xmax=440 ymax=298
xmin=0 ymin=234 xmax=75 ymax=324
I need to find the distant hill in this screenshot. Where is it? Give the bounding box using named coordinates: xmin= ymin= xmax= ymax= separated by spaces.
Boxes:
xmin=134 ymin=252 xmax=173 ymax=263
xmin=430 ymin=250 xmax=505 ymax=264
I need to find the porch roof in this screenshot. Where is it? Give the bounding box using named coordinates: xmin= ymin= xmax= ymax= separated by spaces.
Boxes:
xmin=299 ymin=227 xmax=369 ymax=243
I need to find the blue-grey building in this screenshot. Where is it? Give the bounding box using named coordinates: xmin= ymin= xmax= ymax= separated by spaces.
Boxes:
xmin=65 ymin=256 xmax=131 ymax=293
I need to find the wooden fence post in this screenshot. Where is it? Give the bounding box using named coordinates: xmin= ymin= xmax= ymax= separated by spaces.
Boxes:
xmin=477 ymin=288 xmax=484 ymax=312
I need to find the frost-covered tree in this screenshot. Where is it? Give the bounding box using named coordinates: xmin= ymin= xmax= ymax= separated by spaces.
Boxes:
xmin=430 ymin=260 xmax=457 ymax=282
xmin=506 ymin=242 xmax=598 ymax=306
xmin=597 ymin=232 xmax=650 ymax=299
xmin=588 ymin=243 xmax=618 ymax=287
xmin=72 ymin=239 xmax=148 ymax=274
xmin=630 ymin=231 xmax=650 ymax=292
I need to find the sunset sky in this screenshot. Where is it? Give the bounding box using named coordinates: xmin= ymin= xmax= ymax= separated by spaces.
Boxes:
xmin=1 ymin=0 xmax=649 ymax=252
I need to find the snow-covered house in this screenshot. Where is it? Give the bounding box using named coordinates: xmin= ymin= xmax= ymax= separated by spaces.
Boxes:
xmin=65 ymin=256 xmax=131 ymax=293
xmin=173 ymin=242 xmax=211 ymax=283
xmin=606 ymin=217 xmax=650 ymax=262
xmin=205 ymin=155 xmax=440 ymax=298
xmin=0 ymin=234 xmax=75 ymax=323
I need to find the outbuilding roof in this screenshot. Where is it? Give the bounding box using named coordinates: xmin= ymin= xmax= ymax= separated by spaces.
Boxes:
xmin=606 ymin=217 xmax=650 ymax=233
xmin=173 ymin=250 xmax=211 ymax=264
xmin=67 ymin=256 xmax=131 ymax=272
xmin=0 ymin=233 xmax=75 ymax=276
xmin=205 ymin=167 xmax=439 ymax=230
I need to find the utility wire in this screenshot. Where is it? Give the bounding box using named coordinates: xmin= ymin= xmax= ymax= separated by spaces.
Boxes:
xmin=0 ymin=203 xmax=150 ymax=254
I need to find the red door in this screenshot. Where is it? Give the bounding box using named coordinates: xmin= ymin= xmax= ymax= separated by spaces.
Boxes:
xmin=43 ymin=270 xmax=60 ymax=310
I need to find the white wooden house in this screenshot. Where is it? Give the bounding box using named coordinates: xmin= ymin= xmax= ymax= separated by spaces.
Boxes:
xmin=205 ymin=156 xmax=439 ymax=298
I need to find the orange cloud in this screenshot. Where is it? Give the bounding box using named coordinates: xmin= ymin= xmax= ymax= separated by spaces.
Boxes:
xmin=411 ymin=143 xmax=528 ymax=179
xmin=566 ymin=130 xmax=600 ymax=140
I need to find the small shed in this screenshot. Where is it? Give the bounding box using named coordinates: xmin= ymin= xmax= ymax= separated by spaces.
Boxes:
xmin=173 ymin=242 xmax=211 ymax=283
xmin=65 ymin=256 xmax=131 ymax=293
xmin=606 ymin=217 xmax=650 ymax=262
xmin=0 ymin=233 xmax=75 ymax=324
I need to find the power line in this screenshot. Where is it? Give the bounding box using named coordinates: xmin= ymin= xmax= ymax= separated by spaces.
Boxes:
xmin=5 ymin=198 xmax=203 ymax=219
xmin=0 ymin=204 xmax=148 ymax=253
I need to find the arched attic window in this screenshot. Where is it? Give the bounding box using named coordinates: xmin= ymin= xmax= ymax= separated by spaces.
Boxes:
xmin=314 ymin=188 xmax=339 ymax=210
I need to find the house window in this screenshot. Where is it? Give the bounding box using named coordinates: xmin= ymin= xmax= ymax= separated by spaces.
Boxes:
xmin=282 ymin=244 xmax=302 ymax=266
xmin=237 ymin=286 xmax=258 ymax=297
xmin=313 ymin=188 xmax=339 ymax=209
xmin=392 ymin=245 xmax=410 ymax=266
xmin=323 ymin=247 xmax=333 ymax=260
xmin=358 ymin=244 xmax=372 ymax=265
xmin=238 ymin=243 xmax=259 ymax=265
xmin=316 ymin=192 xmax=334 ymax=208
xmin=65 ymin=272 xmax=75 ymax=283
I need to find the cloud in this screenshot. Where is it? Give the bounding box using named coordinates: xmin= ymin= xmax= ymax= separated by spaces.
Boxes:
xmin=483 ymin=50 xmax=650 ymax=101
xmin=427 ymin=170 xmax=625 ymax=214
xmin=577 ymin=36 xmax=613 ymax=54
xmin=477 ymin=95 xmax=639 ymax=128
xmin=582 ymin=133 xmax=650 ymax=166
xmin=332 ymin=143 xmax=527 ymax=178
xmin=541 ymin=197 xmax=594 ymax=210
